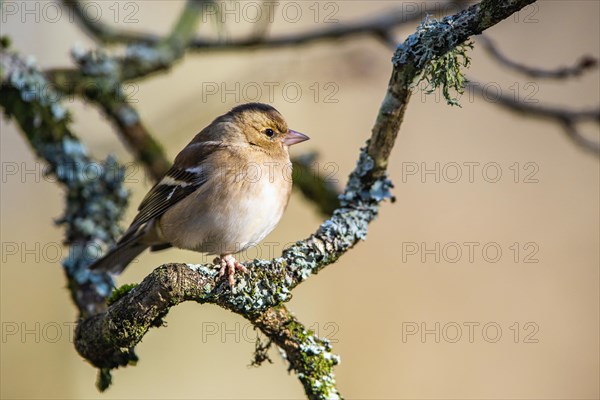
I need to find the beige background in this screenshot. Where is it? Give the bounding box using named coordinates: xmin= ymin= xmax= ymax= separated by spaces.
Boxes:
xmin=1 ymin=1 xmax=599 ymax=399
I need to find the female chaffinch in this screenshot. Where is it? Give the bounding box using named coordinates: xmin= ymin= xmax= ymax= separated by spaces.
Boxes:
xmin=90 ymin=103 xmax=309 ymax=285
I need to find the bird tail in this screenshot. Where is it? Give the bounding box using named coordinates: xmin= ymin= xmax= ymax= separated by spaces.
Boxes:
xmin=89 ymin=241 xmax=149 ymax=274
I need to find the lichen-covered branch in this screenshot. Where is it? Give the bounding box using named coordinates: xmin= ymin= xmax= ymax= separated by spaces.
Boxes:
xmin=48 ymin=0 xmax=207 ymax=93
xmin=75 ymin=139 xmax=392 ymax=369
xmin=372 ymin=5 xmax=597 ymax=155
xmin=368 ymin=0 xmax=537 ymax=175
xmin=46 ymin=0 xmax=211 ymax=181
xmin=77 ymin=265 xmax=341 ymax=398
xmin=247 ymin=306 xmax=341 ymax=399
xmin=0 ymin=48 xmax=128 ymax=318
xmin=0 ymin=43 xmax=340 ymax=395
xmin=61 ymin=48 xmax=170 ymax=181
xmin=69 ymin=2 xmax=536 ymax=399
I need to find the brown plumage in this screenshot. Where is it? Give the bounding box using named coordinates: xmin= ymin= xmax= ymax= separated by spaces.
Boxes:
xmin=90 ymin=103 xmax=309 ymax=285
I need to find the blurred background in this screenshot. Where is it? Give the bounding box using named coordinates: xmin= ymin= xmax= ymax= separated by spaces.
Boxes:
xmin=1 ymin=1 xmax=598 ymax=399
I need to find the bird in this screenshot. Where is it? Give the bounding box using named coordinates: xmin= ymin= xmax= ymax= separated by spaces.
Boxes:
xmin=90 ymin=103 xmax=309 ymax=285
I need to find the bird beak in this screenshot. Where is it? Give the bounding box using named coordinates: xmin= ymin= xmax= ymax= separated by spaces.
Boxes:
xmin=284 ymin=130 xmax=310 ymax=146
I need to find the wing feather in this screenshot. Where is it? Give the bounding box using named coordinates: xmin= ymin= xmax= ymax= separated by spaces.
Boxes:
xmin=117 ymin=142 xmax=222 ymax=245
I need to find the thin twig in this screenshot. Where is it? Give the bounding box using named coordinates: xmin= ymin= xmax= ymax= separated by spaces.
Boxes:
xmin=62 ymin=0 xmax=162 ymax=45
xmin=468 ymin=80 xmax=600 ymax=155
xmin=479 ymin=35 xmax=598 ymax=79
xmin=62 ymin=0 xmax=458 ymax=52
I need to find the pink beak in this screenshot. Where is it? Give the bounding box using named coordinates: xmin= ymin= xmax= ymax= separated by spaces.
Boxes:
xmin=284 ymin=129 xmax=310 ymax=146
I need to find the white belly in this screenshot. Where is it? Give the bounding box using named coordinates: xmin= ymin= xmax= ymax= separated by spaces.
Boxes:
xmin=159 ymin=162 xmax=291 ymax=255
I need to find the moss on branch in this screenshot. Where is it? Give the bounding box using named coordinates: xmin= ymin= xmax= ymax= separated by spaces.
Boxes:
xmin=3 ymin=0 xmax=539 ymax=398
xmin=368 ymin=0 xmax=536 ymax=175
xmin=69 ymin=1 xmax=537 ymax=397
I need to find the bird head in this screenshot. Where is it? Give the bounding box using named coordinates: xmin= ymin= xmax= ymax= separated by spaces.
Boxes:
xmin=227 ymin=103 xmax=309 ymax=155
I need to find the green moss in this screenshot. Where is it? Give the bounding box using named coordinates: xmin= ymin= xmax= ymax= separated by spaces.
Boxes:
xmin=0 ymin=36 xmax=10 ymax=49
xmin=405 ymin=14 xmax=473 ymax=107
xmin=416 ymin=39 xmax=473 ymax=107
xmin=107 ymin=283 xmax=138 ymax=306
xmin=284 ymin=319 xmax=340 ymax=399
xmin=141 ymin=138 xmax=167 ymax=162
xmin=393 ymin=13 xmax=474 ymax=107
xmin=94 ymin=350 xmax=138 ymax=391
xmin=96 ymin=368 xmax=112 ymax=392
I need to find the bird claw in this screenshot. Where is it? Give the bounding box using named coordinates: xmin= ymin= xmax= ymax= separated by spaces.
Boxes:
xmin=218 ymin=255 xmax=248 ymax=286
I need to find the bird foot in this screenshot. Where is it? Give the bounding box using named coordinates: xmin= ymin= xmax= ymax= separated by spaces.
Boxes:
xmin=218 ymin=254 xmax=248 ymax=286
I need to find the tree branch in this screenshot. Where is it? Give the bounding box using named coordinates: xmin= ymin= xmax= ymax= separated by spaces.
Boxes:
xmin=48 ymin=55 xmax=172 ymax=181
xmin=249 ymin=306 xmax=340 ymax=398
xmin=368 ymin=0 xmax=536 ymax=174
xmin=62 ymin=0 xmax=162 ymax=45
xmin=77 ymin=265 xmax=341 ymax=397
xmin=4 ymin=1 xmax=545 ymax=398
xmin=46 ymin=0 xmax=210 ymax=181
xmin=0 ymin=49 xmax=128 ymax=318
xmin=48 ymin=0 xmax=207 ymax=94
xmin=292 ymin=153 xmax=340 ymax=216
xmin=67 ymin=2 xmax=536 ymax=398
xmin=479 ymin=35 xmax=598 ymax=79
xmin=467 ymin=80 xmax=600 ymax=155
xmin=62 ymin=0 xmax=458 ymax=52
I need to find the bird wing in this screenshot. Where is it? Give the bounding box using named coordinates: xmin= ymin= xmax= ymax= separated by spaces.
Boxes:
xmin=132 ymin=167 xmax=205 ymax=227
xmin=117 ymin=142 xmax=222 ymax=245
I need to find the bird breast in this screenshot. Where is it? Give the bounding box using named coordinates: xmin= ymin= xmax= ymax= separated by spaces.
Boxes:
xmin=159 ymin=156 xmax=293 ymax=256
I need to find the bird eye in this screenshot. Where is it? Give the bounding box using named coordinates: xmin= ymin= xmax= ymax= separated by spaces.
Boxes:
xmin=264 ymin=128 xmax=274 ymax=138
